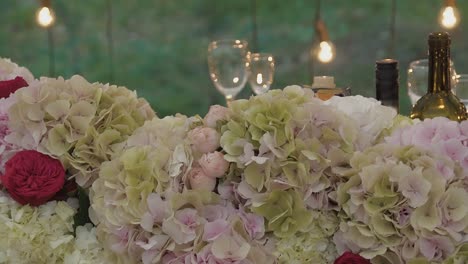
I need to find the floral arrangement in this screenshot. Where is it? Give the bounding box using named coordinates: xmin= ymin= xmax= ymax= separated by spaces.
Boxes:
xmin=90 ymin=86 xmax=404 ymax=263
xmin=5 ymin=74 xmax=155 ymax=187
xmin=0 ymin=58 xmax=155 ymax=263
xmin=335 ymin=143 xmax=467 ymax=263
xmin=90 ymin=115 xmax=276 ymax=263
xmin=0 ymin=57 xmax=466 ymax=264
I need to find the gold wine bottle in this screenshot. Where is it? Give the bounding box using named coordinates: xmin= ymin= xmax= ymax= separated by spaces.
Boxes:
xmin=410 ymin=32 xmax=467 ymax=121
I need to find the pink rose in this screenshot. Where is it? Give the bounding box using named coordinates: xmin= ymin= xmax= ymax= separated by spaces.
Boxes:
xmin=217 ymin=184 xmax=235 ymax=200
xmin=188 ymin=167 xmax=216 ymax=191
xmin=188 ymin=127 xmax=220 ymax=154
xmin=204 ymin=105 xmax=230 ymax=128
xmin=199 ymin=151 xmax=229 ymax=178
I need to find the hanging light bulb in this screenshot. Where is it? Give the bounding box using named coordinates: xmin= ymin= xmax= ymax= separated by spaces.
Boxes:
xmin=37 ymin=7 xmax=55 ymax=27
xmin=439 ymin=0 xmax=460 ymax=29
xmin=312 ymin=19 xmax=336 ymax=63
xmin=36 ymin=0 xmax=55 ymax=28
xmin=317 ymin=41 xmax=335 ymax=63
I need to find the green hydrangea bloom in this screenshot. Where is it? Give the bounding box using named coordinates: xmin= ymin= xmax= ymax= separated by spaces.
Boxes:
xmin=90 ymin=115 xmax=194 ymax=228
xmin=6 ymin=75 xmax=156 ymax=187
xmin=252 ymin=189 xmax=312 ymax=238
xmin=274 ymin=209 xmax=339 ymax=263
xmin=221 ymin=86 xmax=315 ymax=165
xmin=91 ymin=145 xmax=171 ymax=227
xmin=336 ymin=143 xmax=467 ymax=262
xmin=443 ymin=243 xmax=468 ymax=264
xmin=275 ymin=232 xmax=337 ymax=264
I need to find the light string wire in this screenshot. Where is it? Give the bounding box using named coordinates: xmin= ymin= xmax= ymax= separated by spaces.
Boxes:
xmin=106 ymin=0 xmax=115 ymax=83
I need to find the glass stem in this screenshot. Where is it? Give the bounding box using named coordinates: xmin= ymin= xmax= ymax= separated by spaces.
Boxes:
xmin=226 ymin=95 xmax=234 ymax=107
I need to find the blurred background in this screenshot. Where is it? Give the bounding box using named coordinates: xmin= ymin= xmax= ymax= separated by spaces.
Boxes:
xmin=2 ymin=0 xmax=467 ymax=117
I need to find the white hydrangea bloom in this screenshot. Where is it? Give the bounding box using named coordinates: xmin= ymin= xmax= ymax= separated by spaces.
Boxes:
xmin=0 ymin=57 xmax=34 ymax=83
xmin=0 ymin=191 xmax=104 ymax=263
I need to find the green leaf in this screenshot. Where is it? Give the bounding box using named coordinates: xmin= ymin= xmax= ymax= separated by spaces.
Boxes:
xmin=73 ymin=186 xmax=91 ymax=232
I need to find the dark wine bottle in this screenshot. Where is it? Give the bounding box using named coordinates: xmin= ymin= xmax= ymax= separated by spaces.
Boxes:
xmin=410 ymin=32 xmax=467 ymax=121
xmin=376 ymin=59 xmax=399 ymax=112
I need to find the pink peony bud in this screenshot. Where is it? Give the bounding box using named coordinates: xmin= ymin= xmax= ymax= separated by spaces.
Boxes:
xmin=188 ymin=167 xmax=217 ymax=191
xmin=203 ymin=105 xmax=230 ymax=128
xmin=199 ymin=151 xmax=229 ymax=178
xmin=187 ymin=127 xmax=220 ymax=154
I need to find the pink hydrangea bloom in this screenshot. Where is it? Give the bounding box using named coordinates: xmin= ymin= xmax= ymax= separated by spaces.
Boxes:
xmin=386 ymin=117 xmax=468 ymax=172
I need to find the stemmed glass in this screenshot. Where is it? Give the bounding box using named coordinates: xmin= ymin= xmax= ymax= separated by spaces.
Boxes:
xmin=208 ymin=40 xmax=249 ymax=106
xmin=454 ymin=74 xmax=468 ymax=109
xmin=248 ymin=53 xmax=275 ymax=95
xmin=407 ymin=59 xmax=456 ymax=105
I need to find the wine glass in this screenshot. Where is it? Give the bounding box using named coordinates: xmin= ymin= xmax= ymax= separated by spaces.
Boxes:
xmin=454 ymin=74 xmax=468 ymax=109
xmin=248 ymin=53 xmax=275 ymax=95
xmin=208 ymin=40 xmax=249 ymax=106
xmin=407 ymin=59 xmax=456 ymax=105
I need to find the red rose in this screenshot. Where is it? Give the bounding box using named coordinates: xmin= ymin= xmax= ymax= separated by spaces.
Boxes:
xmin=1 ymin=150 xmax=65 ymax=206
xmin=334 ymin=252 xmax=371 ymax=264
xmin=0 ymin=76 xmax=28 ymax=99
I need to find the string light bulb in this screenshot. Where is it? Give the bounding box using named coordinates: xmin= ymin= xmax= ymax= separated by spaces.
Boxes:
xmin=312 ymin=19 xmax=335 ymax=63
xmin=36 ymin=0 xmax=55 ymax=28
xmin=439 ymin=0 xmax=460 ymax=29
xmin=317 ymin=41 xmax=335 ymax=63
